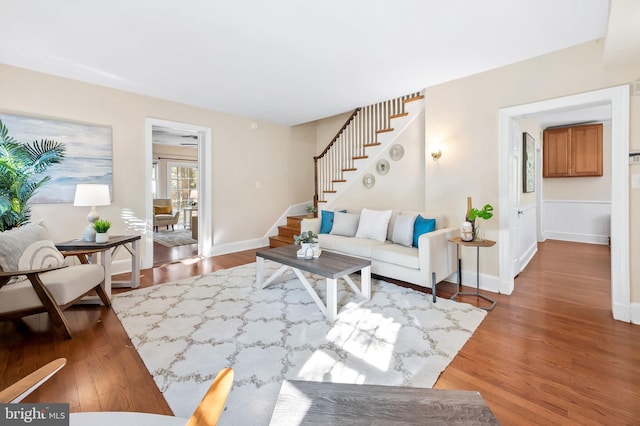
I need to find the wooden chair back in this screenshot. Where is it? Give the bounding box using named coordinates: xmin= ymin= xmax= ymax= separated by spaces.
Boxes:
xmin=186 ymin=367 xmax=234 ymax=426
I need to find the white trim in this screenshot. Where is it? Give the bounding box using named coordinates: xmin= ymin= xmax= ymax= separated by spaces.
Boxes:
xmin=144 ymin=118 xmax=213 ymax=268
xmin=630 ymin=302 xmax=640 ymax=325
xmin=498 ymin=85 xmax=630 ymax=322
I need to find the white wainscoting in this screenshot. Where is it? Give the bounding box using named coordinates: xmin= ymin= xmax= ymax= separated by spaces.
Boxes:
xmin=543 ymin=200 xmax=611 ymax=245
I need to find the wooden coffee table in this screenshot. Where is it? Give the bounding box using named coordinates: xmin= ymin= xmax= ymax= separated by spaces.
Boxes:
xmin=256 ymin=245 xmax=371 ymax=321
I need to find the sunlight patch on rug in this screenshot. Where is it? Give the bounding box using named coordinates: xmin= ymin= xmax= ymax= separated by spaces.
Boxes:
xmin=111 ymin=261 xmax=486 ymax=425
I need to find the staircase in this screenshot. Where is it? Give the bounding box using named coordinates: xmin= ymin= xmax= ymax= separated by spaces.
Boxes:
xmin=269 ymin=215 xmax=307 ymax=247
xmin=269 ymin=92 xmax=424 ymax=249
xmin=314 ymin=92 xmax=424 ymax=209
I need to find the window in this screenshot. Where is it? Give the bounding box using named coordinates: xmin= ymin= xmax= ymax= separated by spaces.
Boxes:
xmin=168 ymin=162 xmax=198 ymax=213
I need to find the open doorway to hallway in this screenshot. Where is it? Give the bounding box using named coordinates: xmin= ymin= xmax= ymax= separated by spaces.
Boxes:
xmin=151 ymin=130 xmax=199 ymax=265
xmin=144 ymin=118 xmax=213 ymax=269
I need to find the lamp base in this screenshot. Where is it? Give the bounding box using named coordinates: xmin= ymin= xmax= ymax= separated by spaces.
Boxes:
xmin=82 ymin=225 xmax=96 ymax=242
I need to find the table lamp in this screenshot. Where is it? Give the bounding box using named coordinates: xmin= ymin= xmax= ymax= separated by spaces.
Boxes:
xmin=74 ymin=184 xmax=111 ymax=241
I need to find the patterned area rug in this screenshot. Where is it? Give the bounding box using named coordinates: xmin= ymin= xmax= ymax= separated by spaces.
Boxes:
xmin=111 ymin=261 xmax=486 ymax=425
xmin=153 ymin=229 xmax=197 ymax=247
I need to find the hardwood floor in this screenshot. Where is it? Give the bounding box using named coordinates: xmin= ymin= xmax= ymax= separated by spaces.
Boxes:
xmin=1 ymin=240 xmax=638 ymax=424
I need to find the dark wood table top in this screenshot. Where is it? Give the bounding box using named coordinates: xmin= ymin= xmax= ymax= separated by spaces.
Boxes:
xmin=269 ymin=380 xmax=499 ymax=425
xmin=256 ymin=245 xmax=370 ymax=279
xmin=55 ymin=235 xmax=141 ymax=251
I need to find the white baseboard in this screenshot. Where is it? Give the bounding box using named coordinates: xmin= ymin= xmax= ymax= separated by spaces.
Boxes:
xmin=207 ymin=238 xmax=267 ymax=257
xmin=544 ymin=231 xmax=609 ymax=245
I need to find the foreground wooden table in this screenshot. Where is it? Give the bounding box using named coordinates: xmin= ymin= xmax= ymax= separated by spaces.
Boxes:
xmin=269 ymin=380 xmax=499 ymax=425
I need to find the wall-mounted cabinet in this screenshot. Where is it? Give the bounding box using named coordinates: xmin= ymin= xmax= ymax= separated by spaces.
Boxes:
xmin=543 ymin=123 xmax=603 ymax=178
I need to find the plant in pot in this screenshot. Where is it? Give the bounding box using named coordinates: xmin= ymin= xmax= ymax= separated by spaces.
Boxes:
xmin=0 ymin=119 xmax=66 ymax=231
xmin=294 ymin=230 xmax=318 ymax=259
xmin=467 ymin=203 xmax=494 ymax=241
xmin=305 ymin=204 xmax=317 ymax=218
xmin=93 ymin=219 xmax=112 ymax=243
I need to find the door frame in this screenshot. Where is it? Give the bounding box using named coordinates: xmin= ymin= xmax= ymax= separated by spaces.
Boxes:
xmin=498 ymin=85 xmax=630 ymax=322
xmin=144 ymin=118 xmax=213 ymax=268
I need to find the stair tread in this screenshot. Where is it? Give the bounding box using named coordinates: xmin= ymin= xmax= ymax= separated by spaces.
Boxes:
xmin=364 ymin=143 xmax=381 ymax=147
xmin=390 ymin=112 xmax=409 ymax=119
xmin=376 ymin=128 xmax=394 ymax=134
xmin=353 ymin=155 xmax=368 ymax=160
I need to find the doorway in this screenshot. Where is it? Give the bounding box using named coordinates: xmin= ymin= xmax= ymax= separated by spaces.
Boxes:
xmin=498 ymin=85 xmax=631 ymax=322
xmin=144 ymin=118 xmax=213 ymax=269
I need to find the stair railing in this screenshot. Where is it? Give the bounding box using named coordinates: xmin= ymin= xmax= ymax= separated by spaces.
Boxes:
xmin=313 ymin=92 xmax=420 ymax=207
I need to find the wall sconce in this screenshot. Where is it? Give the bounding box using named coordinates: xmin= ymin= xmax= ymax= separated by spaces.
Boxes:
xmin=429 ymin=145 xmax=442 ymax=161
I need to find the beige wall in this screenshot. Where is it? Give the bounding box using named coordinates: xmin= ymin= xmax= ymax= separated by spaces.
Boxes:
xmin=0 ymin=64 xmax=316 ymax=260
xmin=424 ymin=40 xmax=640 ymax=301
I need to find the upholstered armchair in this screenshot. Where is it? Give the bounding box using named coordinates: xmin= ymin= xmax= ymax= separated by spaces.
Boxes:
xmin=0 ymin=223 xmax=108 ymax=339
xmin=153 ymin=198 xmax=180 ymax=232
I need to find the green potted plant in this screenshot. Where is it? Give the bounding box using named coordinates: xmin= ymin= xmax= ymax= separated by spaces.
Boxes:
xmin=294 ymin=230 xmax=318 ymax=259
xmin=305 ymin=204 xmax=317 ymax=218
xmin=93 ymin=219 xmax=112 ymax=243
xmin=294 ymin=230 xmax=317 ymax=245
xmin=0 ymin=119 xmax=66 ymax=231
xmin=467 ymin=204 xmax=494 ymax=241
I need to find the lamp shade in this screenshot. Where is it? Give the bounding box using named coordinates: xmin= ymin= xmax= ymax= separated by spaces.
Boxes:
xmin=73 ymin=184 xmax=111 ymax=207
xmin=190 ymin=189 xmax=198 ymax=199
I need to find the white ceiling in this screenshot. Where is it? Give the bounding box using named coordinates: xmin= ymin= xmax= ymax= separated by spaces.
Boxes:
xmin=0 ymin=0 xmax=612 ymax=126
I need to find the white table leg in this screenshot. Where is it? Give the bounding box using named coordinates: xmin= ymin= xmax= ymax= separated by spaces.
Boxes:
xmin=360 ymin=266 xmax=371 ymax=299
xmin=256 ymin=256 xmax=264 ymax=286
xmin=101 ymin=248 xmax=112 ymax=303
xmin=131 ymin=239 xmax=140 ymax=288
xmin=326 ymin=278 xmax=337 ymax=321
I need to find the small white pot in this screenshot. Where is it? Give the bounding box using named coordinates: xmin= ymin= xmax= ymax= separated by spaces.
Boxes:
xmin=95 ymin=232 xmax=109 ymax=243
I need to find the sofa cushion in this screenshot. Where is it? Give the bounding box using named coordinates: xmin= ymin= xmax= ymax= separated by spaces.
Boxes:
xmin=391 ymin=214 xmax=416 ymax=247
xmin=318 ymin=234 xmax=387 ymax=258
xmin=371 ymin=243 xmax=420 ymax=270
xmin=320 ymin=209 xmax=346 ymax=234
xmin=355 ymin=208 xmax=392 ymax=242
xmin=330 ymin=212 xmax=359 ymax=237
xmin=413 ymin=215 xmax=436 ymax=247
xmin=0 ymin=223 xmax=53 ymax=272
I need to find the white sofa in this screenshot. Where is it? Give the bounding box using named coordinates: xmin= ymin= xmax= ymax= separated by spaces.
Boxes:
xmin=301 ymin=209 xmax=457 ymax=302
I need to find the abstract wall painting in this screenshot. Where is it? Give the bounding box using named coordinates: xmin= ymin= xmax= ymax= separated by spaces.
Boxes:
xmin=0 ymin=113 xmax=112 ymax=203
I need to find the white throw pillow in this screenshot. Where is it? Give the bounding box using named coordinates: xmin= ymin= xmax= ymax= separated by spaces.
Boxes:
xmin=392 ymin=214 xmax=417 ymax=247
xmin=355 ymin=208 xmax=392 ymax=242
xmin=330 ymin=212 xmax=360 ymax=237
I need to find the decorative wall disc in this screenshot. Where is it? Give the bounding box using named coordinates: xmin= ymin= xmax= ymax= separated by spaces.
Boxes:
xmin=376 ymin=159 xmax=390 ymax=175
xmin=390 ymin=144 xmax=405 ymax=161
xmin=362 ymin=173 xmax=375 ymax=189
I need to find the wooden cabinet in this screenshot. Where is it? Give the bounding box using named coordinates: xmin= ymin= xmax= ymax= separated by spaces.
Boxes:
xmin=543 ymin=123 xmax=602 ymax=177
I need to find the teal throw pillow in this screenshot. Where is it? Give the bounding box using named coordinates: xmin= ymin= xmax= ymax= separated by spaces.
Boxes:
xmin=413 ymin=215 xmax=436 ymax=247
xmin=320 ymin=209 xmax=346 ymax=234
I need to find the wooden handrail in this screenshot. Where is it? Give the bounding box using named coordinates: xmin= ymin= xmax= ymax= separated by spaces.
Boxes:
xmin=314 ymin=108 xmax=361 ymax=161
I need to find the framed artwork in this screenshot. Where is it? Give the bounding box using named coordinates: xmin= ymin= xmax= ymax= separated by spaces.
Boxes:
xmin=0 ymin=113 xmax=112 ymax=203
xmin=523 ymin=132 xmax=535 ymax=193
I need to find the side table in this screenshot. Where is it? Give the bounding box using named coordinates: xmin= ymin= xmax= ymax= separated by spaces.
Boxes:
xmin=56 ymin=235 xmax=141 ymax=303
xmin=448 ymin=236 xmax=496 ymax=311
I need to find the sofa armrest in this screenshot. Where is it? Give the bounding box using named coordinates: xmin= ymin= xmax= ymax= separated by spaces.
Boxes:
xmin=417 ymin=227 xmax=458 ymax=283
xmin=301 ymin=218 xmax=321 ymax=235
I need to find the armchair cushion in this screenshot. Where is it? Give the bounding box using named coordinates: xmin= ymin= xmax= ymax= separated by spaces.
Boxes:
xmin=153 ymin=205 xmax=172 ymax=215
